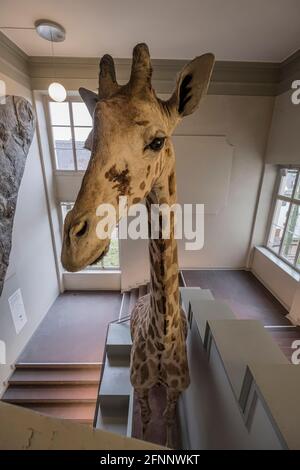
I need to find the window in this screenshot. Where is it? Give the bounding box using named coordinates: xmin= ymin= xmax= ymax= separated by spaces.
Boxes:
xmin=267 ymin=168 xmax=300 ymax=272
xmin=60 ymin=203 xmax=120 ymax=270
xmin=48 ymin=99 xmax=92 ymax=171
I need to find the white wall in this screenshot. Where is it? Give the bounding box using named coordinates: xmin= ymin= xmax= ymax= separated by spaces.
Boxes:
xmin=250 ymin=89 xmax=300 ymax=321
xmin=288 ymin=285 xmax=300 ymax=325
xmin=57 ymin=94 xmax=274 ymax=291
xmin=0 ymin=72 xmax=59 ymax=395
xmin=120 ymin=94 xmax=275 ymax=289
xmin=33 ymin=92 xmax=64 ymax=293
xmin=266 ymin=90 xmax=300 ymax=165
xmin=246 ymin=163 xmax=278 ymax=266
xmin=252 ymin=247 xmax=299 ymax=311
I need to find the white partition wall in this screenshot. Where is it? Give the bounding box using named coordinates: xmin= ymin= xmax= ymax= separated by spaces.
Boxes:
xmin=179 ymin=287 xmax=298 ymax=450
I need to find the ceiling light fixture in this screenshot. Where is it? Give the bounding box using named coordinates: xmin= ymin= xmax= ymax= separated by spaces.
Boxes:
xmin=35 ymin=20 xmax=67 ymax=102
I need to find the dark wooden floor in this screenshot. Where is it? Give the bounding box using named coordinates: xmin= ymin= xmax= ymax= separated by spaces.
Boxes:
xmin=132 ymin=386 xmax=181 ymax=448
xmin=18 ymin=291 xmax=122 ymax=363
xmin=182 ymin=269 xmax=289 ymax=326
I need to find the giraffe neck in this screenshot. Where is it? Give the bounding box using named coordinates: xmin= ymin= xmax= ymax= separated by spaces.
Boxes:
xmin=145 ymin=162 xmax=181 ymax=341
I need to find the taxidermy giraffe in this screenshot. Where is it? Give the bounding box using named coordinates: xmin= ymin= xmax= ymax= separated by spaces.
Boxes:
xmin=61 ymin=43 xmax=214 ymax=447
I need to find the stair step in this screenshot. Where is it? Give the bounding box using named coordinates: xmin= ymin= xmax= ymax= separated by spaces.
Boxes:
xmin=106 ymin=323 xmax=132 ymax=360
xmin=271 ymin=337 xmax=299 ymax=347
xmin=8 ymin=366 xmax=101 ymax=385
xmin=138 ymin=284 xmax=147 ymax=298
xmin=180 ymin=287 xmax=214 ymax=313
xmin=99 ymin=355 xmax=131 ymax=413
xmin=22 ymin=403 xmax=95 ymax=423
xmin=15 ymin=363 xmax=101 ymax=369
xmin=179 ymin=271 xmax=185 ymax=287
xmin=119 ymin=292 xmax=131 ymax=320
xmin=280 ymin=346 xmax=294 ymax=353
xmin=128 ymin=288 xmax=139 ymax=316
xmin=126 ymin=390 xmax=134 ymax=437
xmin=96 ymin=406 xmax=128 ymax=435
xmin=100 ymin=358 xmax=131 ymax=397
xmin=2 ymin=384 xmax=98 ymax=404
xmin=269 ymin=331 xmax=300 ymax=339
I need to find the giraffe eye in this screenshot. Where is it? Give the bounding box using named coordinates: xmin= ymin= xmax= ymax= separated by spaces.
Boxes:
xmin=148 ymin=137 xmax=165 ymax=151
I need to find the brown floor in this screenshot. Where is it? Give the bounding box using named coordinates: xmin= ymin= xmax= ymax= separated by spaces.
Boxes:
xmin=132 ymin=386 xmax=181 ymax=449
xmin=182 ymin=269 xmax=290 ymax=326
xmin=18 ymin=291 xmax=122 ymax=364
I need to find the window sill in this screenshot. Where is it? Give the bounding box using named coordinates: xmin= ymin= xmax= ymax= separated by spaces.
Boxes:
xmin=63 ymin=269 xmax=121 ymax=274
xmin=255 ymin=247 xmax=300 ymax=282
xmin=54 ymin=170 xmax=86 ymax=176
xmin=63 ymin=270 xmax=121 ymax=290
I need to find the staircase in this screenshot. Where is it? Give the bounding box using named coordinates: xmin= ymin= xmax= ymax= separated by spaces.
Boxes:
xmin=119 ymin=283 xmax=149 ymax=321
xmin=1 ymin=284 xmax=149 ymax=428
xmin=2 ymin=274 xmax=184 ymax=429
xmin=94 ymin=284 xmax=150 ymax=435
xmin=95 ymin=323 xmax=133 ymax=435
xmin=118 ymin=272 xmax=184 ymax=321
xmin=2 ymin=363 xmax=101 ymax=425
xmin=94 ymin=273 xmax=185 ymax=436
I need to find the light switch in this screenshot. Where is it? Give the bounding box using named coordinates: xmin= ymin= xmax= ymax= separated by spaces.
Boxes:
xmin=8 ymin=288 xmax=27 ymax=335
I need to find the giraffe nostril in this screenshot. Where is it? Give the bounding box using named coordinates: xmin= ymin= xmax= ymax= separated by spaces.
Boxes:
xmin=72 ymin=220 xmax=89 ymax=238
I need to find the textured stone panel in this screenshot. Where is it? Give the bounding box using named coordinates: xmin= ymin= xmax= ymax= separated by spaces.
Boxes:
xmin=0 ymin=96 xmax=35 ymax=295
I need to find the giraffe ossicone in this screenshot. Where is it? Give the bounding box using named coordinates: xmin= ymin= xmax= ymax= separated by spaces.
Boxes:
xmin=61 ymin=43 xmax=215 ymax=447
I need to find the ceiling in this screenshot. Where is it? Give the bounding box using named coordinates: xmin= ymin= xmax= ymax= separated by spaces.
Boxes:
xmin=1 ymin=0 xmax=300 ymax=61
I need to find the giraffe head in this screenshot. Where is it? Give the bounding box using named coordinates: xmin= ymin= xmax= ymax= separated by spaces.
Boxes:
xmin=61 ymin=44 xmax=214 ymax=272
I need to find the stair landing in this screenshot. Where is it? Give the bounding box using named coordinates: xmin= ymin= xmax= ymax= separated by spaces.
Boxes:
xmin=2 ymin=364 xmax=102 ymax=425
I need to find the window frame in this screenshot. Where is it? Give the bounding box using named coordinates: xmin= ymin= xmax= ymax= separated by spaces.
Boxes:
xmin=265 ymin=166 xmax=300 ymax=274
xmin=44 ymin=94 xmax=93 ymax=173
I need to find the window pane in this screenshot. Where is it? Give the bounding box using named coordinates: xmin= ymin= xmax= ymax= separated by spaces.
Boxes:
xmin=49 ymin=102 xmax=70 ymax=125
xmin=102 ymin=228 xmax=120 ymax=268
xmin=267 ymin=199 xmax=290 ymax=253
xmin=92 ymin=228 xmax=120 ymax=269
xmin=52 ymin=127 xmax=74 ymax=170
xmin=60 ymin=204 xmax=120 ymax=270
xmin=278 ymin=169 xmax=298 ymax=198
xmin=52 ymin=126 xmax=72 ymax=147
xmin=72 ymin=102 xmax=93 ymax=126
xmin=55 ymin=149 xmax=75 ymax=170
xmin=61 ymin=202 xmax=74 ymax=222
xmin=74 ymin=127 xmax=92 ymax=170
xmin=74 ymin=127 xmax=92 ymax=145
xmin=281 ymin=204 xmax=300 ymax=264
xmin=295 ymin=175 xmax=300 ymax=200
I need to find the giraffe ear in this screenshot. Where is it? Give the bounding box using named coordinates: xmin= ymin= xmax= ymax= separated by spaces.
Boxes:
xmin=169 ymin=53 xmax=215 ymax=117
xmin=79 ymin=87 xmax=99 ymax=117
xmin=83 ymin=129 xmax=94 ymax=151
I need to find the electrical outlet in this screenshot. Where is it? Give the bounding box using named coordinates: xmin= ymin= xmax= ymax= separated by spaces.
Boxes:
xmin=8 ymin=288 xmax=27 ymax=335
